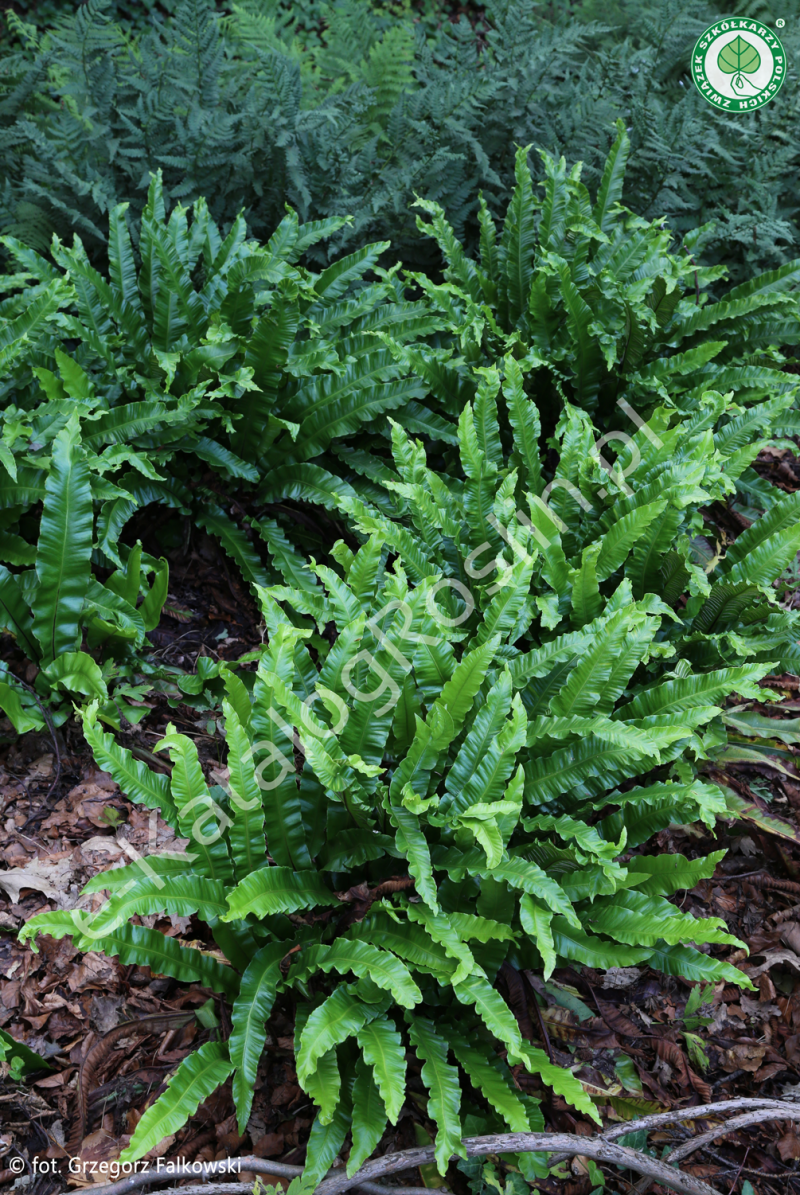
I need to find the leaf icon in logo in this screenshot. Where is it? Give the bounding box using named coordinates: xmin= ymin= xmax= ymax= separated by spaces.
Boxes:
xmin=717 ymin=35 xmax=761 ymax=91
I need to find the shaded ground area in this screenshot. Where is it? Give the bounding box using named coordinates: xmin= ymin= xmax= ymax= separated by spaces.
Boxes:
xmin=4 ymin=465 xmax=800 ymax=1194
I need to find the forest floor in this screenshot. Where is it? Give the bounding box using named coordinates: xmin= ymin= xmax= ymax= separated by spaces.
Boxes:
xmin=4 ymin=454 xmax=800 ymax=1195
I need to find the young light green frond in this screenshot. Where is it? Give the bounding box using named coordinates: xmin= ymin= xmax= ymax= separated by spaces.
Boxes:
xmin=628 ymin=850 xmax=727 ymax=897
xmin=503 ymin=356 xmax=543 ymax=494
xmin=223 ymin=701 xmax=267 ymax=881
xmin=616 ymin=663 xmax=775 ymax=720
xmin=155 ymin=726 xmax=233 ymax=882
xmin=296 ymin=988 xmax=388 ymax=1086
xmin=588 ymin=889 xmax=741 ymax=948
xmin=303 ymin=1103 xmax=352 ymax=1188
xmin=291 ymin=940 xmax=422 ymax=1009
xmin=31 ymin=417 xmax=93 ymax=663
xmin=489 ymin=859 xmax=579 ymax=927
xmin=303 ymin=1047 xmax=342 ymax=1126
xmin=386 ymin=798 xmax=439 ymax=913
xmin=725 ymin=522 xmax=800 ymax=588
xmin=592 ymin=119 xmax=629 ymax=234
xmin=81 ymin=706 xmax=177 ymax=825
xmin=405 ymin=906 xmax=475 ymax=986
xmin=347 ymin=912 xmax=454 ymax=978
xmin=80 ymin=854 xmax=194 ymax=895
xmin=79 ymin=875 xmax=229 ymax=938
xmin=519 ymin=894 xmax=557 ymax=980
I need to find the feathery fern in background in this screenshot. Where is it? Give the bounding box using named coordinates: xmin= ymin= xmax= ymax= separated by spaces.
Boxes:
xmin=0 ymin=0 xmax=797 ymax=284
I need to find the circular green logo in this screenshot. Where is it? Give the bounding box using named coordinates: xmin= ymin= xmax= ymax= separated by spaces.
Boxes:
xmin=692 ymin=19 xmax=786 ymax=111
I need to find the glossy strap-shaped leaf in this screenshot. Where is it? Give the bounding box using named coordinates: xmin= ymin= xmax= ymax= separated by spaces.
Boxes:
xmin=80 ymin=706 xmax=177 ymax=827
xmin=225 ymin=867 xmax=339 ymax=920
xmin=356 ymin=1014 xmax=406 ymax=1125
xmin=230 ymin=941 xmax=288 ymax=1132
xmin=296 ymin=988 xmax=390 ymax=1086
xmin=77 ymin=922 xmax=238 ymax=999
xmin=406 ymin=1015 xmax=465 ymax=1174
xmin=223 ymin=700 xmax=267 ymax=881
xmin=121 ymin=1041 xmax=233 ymax=1163
xmin=32 ymin=416 xmax=93 ymax=662
xmin=79 ymin=875 xmax=228 ymax=937
xmin=348 ymin=1057 xmax=388 ymax=1177
xmin=444 ymin=1024 xmax=529 ymax=1131
xmin=287 ymin=940 xmax=421 ymax=1009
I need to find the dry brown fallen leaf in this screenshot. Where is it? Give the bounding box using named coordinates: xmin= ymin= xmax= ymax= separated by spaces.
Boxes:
xmin=746 ymin=948 xmax=800 ymax=977
xmin=777 ymin=1128 xmax=800 ymax=1162
xmin=721 ymin=1041 xmax=767 ymax=1072
xmin=0 ymin=856 xmax=75 ymax=904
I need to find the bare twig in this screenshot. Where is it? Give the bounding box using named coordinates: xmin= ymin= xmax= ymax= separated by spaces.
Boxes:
xmin=71 ymin=1158 xmax=430 ymax=1195
xmin=666 ymin=1107 xmax=800 ymax=1164
xmin=726 ymin=1146 xmax=750 ymax=1195
xmin=108 ymin=1187 xmax=433 ymax=1195
xmin=314 ymin=1133 xmax=721 ymax=1195
xmin=630 ymin=1104 xmax=800 ymax=1194
xmin=73 ymin=1100 xmax=800 ymax=1195
xmin=599 ymin=1097 xmax=799 ymax=1141
xmin=549 ymin=1096 xmax=799 ymax=1164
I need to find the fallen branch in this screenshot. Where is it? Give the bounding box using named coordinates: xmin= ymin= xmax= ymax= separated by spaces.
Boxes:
xmin=630 ymin=1103 xmax=800 ymax=1193
xmin=546 ymin=1097 xmax=800 ymax=1164
xmin=315 ymin=1133 xmax=721 ymax=1195
xmin=598 ymin=1096 xmax=799 ymax=1141
xmin=84 ymin=1185 xmax=430 ymax=1195
xmin=68 ymin=1157 xmax=428 ymax=1195
xmin=65 ymin=1100 xmax=800 ymax=1195
xmin=666 ymin=1106 xmax=800 ymax=1164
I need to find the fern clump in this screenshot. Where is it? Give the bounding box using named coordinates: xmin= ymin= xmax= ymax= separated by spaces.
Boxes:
xmin=0 ymin=173 xmax=441 ymax=727
xmin=22 ymin=359 xmax=800 ymax=1172
xmin=408 ymin=122 xmax=800 ymax=434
